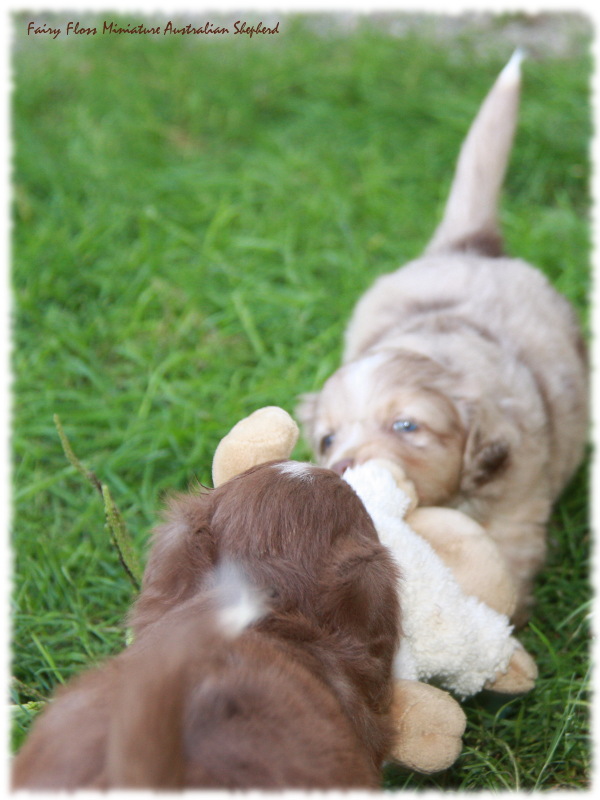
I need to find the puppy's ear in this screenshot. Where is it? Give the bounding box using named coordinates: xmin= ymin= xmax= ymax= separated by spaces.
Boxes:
xmin=128 ymin=490 xmax=216 ymax=635
xmin=326 ymin=537 xmax=399 ymax=634
xmin=460 ymin=402 xmax=511 ymax=492
xmin=295 ymin=392 xmax=319 ymax=434
xmin=320 ymin=536 xmax=400 ymax=707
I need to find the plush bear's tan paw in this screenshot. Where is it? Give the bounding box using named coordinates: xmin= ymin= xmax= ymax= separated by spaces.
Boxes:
xmin=485 ymin=641 xmax=538 ymax=694
xmin=389 ymin=680 xmax=466 ymax=774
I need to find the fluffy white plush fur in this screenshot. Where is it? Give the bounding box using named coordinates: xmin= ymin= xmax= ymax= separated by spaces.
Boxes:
xmin=344 ymin=461 xmax=519 ymax=698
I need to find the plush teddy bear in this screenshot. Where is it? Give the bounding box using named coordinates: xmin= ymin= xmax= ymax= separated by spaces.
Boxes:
xmin=212 ymin=406 xmax=537 ymax=774
xmin=344 ymin=460 xmax=538 ymax=694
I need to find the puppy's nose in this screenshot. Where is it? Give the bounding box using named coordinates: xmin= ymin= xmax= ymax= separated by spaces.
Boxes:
xmin=331 ymin=458 xmax=355 ymax=475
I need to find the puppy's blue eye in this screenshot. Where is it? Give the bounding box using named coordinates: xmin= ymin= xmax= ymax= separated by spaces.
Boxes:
xmin=320 ymin=433 xmax=335 ymax=453
xmin=393 ymin=419 xmax=419 ymax=433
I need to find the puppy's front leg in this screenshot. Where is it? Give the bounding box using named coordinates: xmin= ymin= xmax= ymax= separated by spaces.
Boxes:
xmin=484 ymin=513 xmax=548 ymax=628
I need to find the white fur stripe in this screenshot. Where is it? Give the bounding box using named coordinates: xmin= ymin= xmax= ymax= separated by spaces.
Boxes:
xmin=210 ymin=561 xmax=267 ymax=638
xmin=275 ymin=461 xmax=316 ymax=480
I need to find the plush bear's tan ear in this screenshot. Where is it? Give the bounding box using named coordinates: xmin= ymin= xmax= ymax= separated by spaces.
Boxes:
xmin=212 ymin=407 xmax=300 ymax=488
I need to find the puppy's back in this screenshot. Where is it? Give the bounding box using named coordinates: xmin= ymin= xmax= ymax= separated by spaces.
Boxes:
xmin=11 ymin=661 xmax=115 ymax=789
xmin=12 ymin=600 xmax=379 ymax=790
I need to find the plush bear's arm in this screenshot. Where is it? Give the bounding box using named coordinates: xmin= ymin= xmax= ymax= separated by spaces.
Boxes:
xmin=212 ymin=407 xmax=299 ymax=487
xmin=407 ymin=507 xmax=518 ymax=617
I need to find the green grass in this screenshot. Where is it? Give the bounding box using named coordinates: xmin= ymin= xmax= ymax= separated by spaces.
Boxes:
xmin=11 ymin=12 xmax=592 ymax=790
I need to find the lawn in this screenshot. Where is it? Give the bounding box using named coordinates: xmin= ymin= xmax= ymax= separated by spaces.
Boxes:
xmin=10 ymin=11 xmax=592 ymax=790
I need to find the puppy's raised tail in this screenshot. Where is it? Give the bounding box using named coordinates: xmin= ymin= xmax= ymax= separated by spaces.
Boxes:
xmin=105 ymin=562 xmax=267 ymax=789
xmin=425 ymin=49 xmax=524 ymax=257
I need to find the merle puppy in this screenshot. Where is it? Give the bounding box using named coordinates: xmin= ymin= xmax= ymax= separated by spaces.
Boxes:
xmin=298 ymin=53 xmax=588 ymax=624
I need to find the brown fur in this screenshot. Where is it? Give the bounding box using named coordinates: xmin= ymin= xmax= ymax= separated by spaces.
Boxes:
xmin=12 ymin=461 xmax=400 ymax=790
